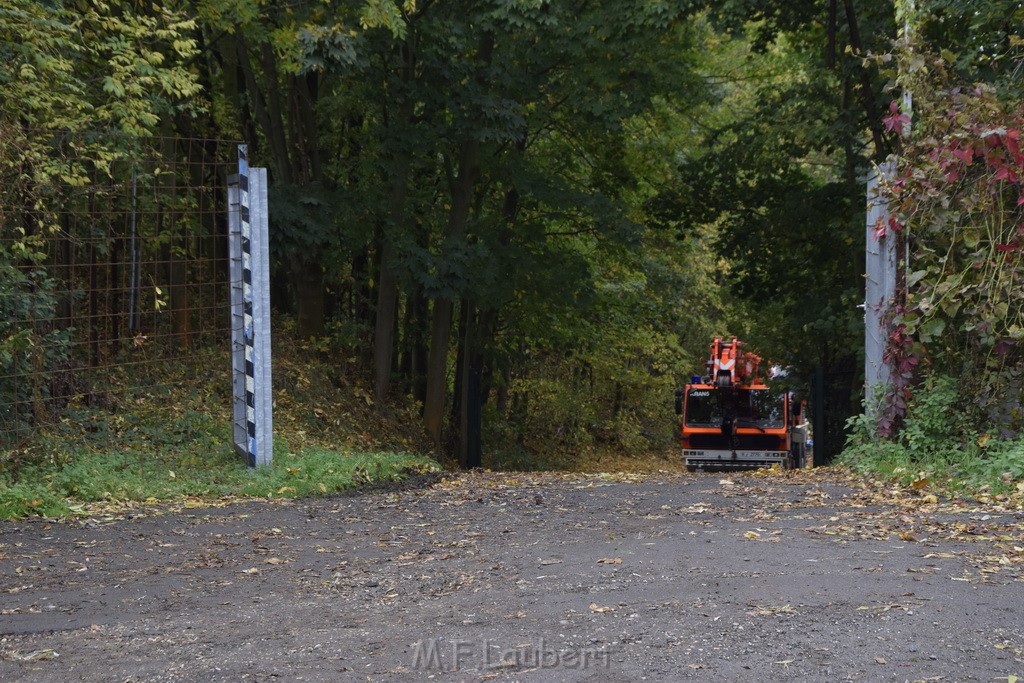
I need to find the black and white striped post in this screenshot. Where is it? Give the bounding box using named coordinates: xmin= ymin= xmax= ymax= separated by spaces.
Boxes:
xmin=229 ymin=145 xmax=273 ymax=467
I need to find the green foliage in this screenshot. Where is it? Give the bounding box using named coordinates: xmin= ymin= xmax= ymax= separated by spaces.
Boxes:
xmin=913 ymin=0 xmax=1024 ymax=93
xmin=0 ymin=224 xmax=72 ymax=448
xmin=0 ymin=0 xmax=201 ymax=133
xmin=0 ymin=0 xmax=204 ymax=445
xmin=843 ymin=375 xmax=1024 ymax=492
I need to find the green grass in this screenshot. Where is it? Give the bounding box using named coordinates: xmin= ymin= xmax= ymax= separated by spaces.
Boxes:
xmin=0 ymin=405 xmax=440 ymax=520
xmin=840 ymin=379 xmax=1024 ymax=498
xmin=0 ymin=446 xmax=440 ymax=520
xmin=0 ymin=365 xmax=443 ymax=520
xmin=841 ymin=437 xmax=1024 ymax=496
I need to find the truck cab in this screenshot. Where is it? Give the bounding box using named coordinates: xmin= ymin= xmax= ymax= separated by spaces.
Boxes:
xmin=675 ymin=337 xmax=807 ymax=470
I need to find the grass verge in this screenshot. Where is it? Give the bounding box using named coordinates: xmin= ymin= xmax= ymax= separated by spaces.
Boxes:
xmin=0 ymin=446 xmax=440 ymax=520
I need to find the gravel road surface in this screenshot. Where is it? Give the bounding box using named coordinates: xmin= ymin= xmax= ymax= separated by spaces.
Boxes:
xmin=1 ymin=468 xmax=1022 ymax=682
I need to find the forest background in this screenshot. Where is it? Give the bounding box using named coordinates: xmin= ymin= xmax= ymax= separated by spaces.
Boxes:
xmin=1 ymin=0 xmax=1022 ymax=515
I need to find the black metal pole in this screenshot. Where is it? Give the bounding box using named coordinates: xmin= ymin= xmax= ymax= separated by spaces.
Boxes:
xmin=812 ymin=366 xmax=827 ymax=466
xmin=466 ymin=367 xmax=482 ymax=468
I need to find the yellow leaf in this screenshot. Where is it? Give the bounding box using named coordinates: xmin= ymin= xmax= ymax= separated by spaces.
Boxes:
xmin=597 ymin=557 xmax=623 ymax=565
xmin=744 ymin=531 xmax=761 ymax=540
xmin=168 ymin=470 xmax=176 ymax=480
xmin=921 ymin=494 xmax=938 ymax=504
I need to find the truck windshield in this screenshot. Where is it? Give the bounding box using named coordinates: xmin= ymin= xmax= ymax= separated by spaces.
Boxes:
xmin=742 ymin=389 xmax=785 ymax=429
xmin=685 ymin=390 xmax=722 ymax=427
xmin=685 ymin=388 xmax=784 ymax=429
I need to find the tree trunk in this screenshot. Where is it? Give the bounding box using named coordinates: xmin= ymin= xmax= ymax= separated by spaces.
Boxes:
xmin=826 ymin=0 xmax=837 ymax=69
xmin=88 ymin=201 xmax=99 ymax=369
xmin=450 ymin=300 xmax=469 ymax=447
xmin=457 ymin=303 xmax=489 ymax=468
xmin=457 ymin=304 xmax=473 ymax=468
xmin=423 ymin=140 xmax=481 ymax=447
xmin=407 ymin=284 xmax=429 ymax=405
xmin=421 ymin=31 xmax=494 ymax=449
xmin=110 ymin=230 xmax=122 ymax=353
xmin=294 ymin=260 xmax=325 ymax=338
xmin=351 ymin=247 xmax=371 ymax=325
xmin=373 ymin=241 xmax=399 ymax=402
xmin=373 ymin=42 xmax=416 ymax=405
xmin=842 ymin=0 xmax=889 ymax=160
xmin=496 ymin=366 xmax=510 ymax=416
xmin=424 ymin=295 xmax=456 ymax=448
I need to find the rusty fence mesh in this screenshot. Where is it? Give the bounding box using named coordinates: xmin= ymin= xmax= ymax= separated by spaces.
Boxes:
xmin=0 ymin=130 xmax=242 ymax=453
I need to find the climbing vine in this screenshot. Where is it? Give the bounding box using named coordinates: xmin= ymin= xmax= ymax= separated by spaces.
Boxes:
xmin=877 ymin=51 xmax=1024 ymax=436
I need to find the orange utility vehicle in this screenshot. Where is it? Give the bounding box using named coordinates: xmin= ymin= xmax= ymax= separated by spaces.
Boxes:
xmin=674 ymin=337 xmax=807 ymax=471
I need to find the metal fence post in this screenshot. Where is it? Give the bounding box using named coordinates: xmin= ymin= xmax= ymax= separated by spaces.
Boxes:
xmin=864 ymin=161 xmax=897 ymax=408
xmin=250 ymin=166 xmax=273 ymax=467
xmin=228 ymin=145 xmax=272 ymax=467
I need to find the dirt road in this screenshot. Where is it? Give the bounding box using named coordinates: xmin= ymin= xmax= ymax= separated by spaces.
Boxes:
xmin=1 ymin=468 xmax=1022 ymax=682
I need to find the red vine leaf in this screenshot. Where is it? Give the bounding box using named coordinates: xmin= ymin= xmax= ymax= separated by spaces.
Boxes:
xmin=883 ymin=101 xmax=911 ymax=134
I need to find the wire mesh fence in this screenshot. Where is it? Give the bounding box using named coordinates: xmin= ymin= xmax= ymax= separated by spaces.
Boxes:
xmin=0 ymin=130 xmax=242 ymax=453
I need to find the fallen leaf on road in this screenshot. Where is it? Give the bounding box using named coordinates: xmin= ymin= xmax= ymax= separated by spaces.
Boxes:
xmin=589 ymin=603 xmax=614 ymax=613
xmin=1 ymin=649 xmax=59 ymax=662
xmin=875 ymin=657 xmax=887 ymax=665
xmin=539 ymin=558 xmax=563 ymax=566
xmin=748 ymin=604 xmax=796 ymax=616
xmin=744 ymin=531 xmax=761 ymax=540
xmin=241 ymin=567 xmax=260 ymax=575
xmin=597 ymin=557 xmax=623 ymax=564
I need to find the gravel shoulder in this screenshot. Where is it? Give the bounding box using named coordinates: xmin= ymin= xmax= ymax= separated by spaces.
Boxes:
xmin=1 ymin=468 xmax=1023 ymax=682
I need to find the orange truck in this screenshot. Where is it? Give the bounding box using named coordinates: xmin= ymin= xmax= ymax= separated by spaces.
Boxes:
xmin=674 ymin=337 xmax=807 ymax=471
